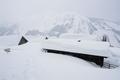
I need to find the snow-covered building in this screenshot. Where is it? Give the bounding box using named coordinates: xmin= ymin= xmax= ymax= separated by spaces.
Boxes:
xmin=42 ymin=39 xmax=111 ymax=67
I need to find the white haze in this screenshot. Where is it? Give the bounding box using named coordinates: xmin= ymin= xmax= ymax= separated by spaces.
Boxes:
xmin=0 ymin=0 xmax=120 ymax=23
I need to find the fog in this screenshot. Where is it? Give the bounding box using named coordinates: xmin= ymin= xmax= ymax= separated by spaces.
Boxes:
xmin=0 ymin=0 xmax=120 ymax=23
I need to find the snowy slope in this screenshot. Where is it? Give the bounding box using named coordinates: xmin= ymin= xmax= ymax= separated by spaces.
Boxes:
xmin=0 ymin=40 xmax=120 ymax=80
xmin=0 ymin=14 xmax=120 ymax=47
xmin=47 ymin=15 xmax=120 ymax=35
xmin=47 ymin=14 xmax=120 ymax=47
xmin=0 ymin=35 xmax=21 ymax=48
xmin=0 ymin=14 xmax=120 ymax=80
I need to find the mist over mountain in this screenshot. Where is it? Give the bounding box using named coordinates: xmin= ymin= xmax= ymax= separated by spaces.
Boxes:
xmin=47 ymin=14 xmax=120 ymax=47
xmin=0 ymin=24 xmax=19 ymax=36
xmin=48 ymin=15 xmax=120 ymax=36
xmin=0 ymin=14 xmax=120 ymax=47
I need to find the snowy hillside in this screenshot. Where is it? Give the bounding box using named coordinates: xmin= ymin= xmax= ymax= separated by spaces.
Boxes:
xmin=0 ymin=14 xmax=120 ymax=47
xmin=47 ymin=15 xmax=120 ymax=35
xmin=46 ymin=15 xmax=120 ymax=47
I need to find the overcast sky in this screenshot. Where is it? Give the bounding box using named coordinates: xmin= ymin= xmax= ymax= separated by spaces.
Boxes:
xmin=0 ymin=0 xmax=120 ymax=23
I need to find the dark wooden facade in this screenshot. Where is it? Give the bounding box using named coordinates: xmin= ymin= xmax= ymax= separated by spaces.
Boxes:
xmin=43 ymin=49 xmax=107 ymax=67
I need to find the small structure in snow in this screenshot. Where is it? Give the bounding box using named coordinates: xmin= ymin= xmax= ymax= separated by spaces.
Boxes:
xmin=78 ymin=40 xmax=81 ymax=42
xmin=18 ymin=36 xmax=28 ymax=45
xmin=4 ymin=48 xmax=11 ymax=53
xmin=102 ymin=35 xmax=109 ymax=42
xmin=45 ymin=37 xmax=48 ymax=40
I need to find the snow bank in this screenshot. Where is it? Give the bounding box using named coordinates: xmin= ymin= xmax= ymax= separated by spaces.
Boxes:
xmin=0 ymin=35 xmax=21 ymax=48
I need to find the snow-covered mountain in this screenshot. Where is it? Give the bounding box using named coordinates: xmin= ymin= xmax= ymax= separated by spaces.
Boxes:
xmin=48 ymin=15 xmax=120 ymax=36
xmin=1 ymin=14 xmax=120 ymax=37
xmin=47 ymin=14 xmax=120 ymax=47
xmin=0 ymin=14 xmax=120 ymax=47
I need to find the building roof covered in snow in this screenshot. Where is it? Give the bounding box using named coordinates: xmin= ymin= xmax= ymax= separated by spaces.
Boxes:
xmin=60 ymin=33 xmax=99 ymax=41
xmin=42 ymin=39 xmax=111 ymax=57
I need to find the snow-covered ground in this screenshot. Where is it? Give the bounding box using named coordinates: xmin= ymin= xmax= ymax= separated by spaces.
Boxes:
xmin=0 ymin=35 xmax=120 ymax=80
xmin=0 ymin=14 xmax=120 ymax=80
